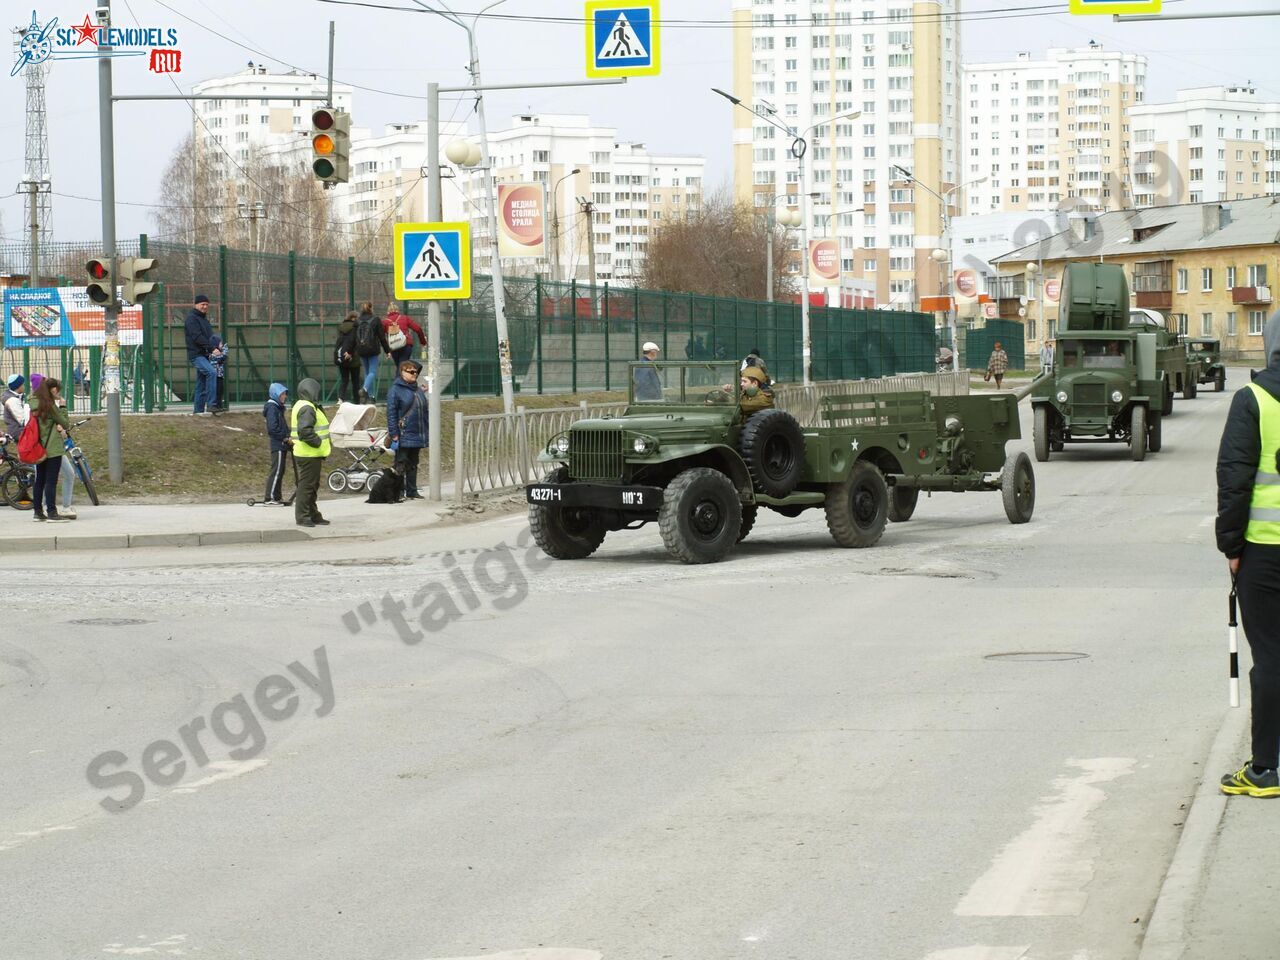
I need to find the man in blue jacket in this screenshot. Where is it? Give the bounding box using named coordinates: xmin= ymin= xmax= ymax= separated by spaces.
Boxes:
xmin=184 ymin=294 xmax=222 ymax=415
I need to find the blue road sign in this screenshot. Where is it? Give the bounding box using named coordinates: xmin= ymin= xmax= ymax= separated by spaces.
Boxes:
xmin=394 ymin=222 xmax=472 ymax=301
xmin=586 ymin=1 xmax=660 ymax=78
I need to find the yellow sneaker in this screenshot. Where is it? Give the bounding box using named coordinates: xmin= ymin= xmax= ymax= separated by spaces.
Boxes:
xmin=1220 ymin=764 xmax=1280 ymax=798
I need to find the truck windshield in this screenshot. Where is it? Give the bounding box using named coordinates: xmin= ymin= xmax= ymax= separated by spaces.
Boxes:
xmin=630 ymin=361 xmax=742 ymax=404
xmin=1059 ymin=339 xmax=1128 ymax=369
xmin=1188 ymin=341 xmax=1218 ymax=354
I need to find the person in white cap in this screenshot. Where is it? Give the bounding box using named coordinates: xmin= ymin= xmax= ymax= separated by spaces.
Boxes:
xmin=634 ymin=341 xmax=663 ymax=401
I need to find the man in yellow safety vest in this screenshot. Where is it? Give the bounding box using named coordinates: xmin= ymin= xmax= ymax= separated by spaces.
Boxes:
xmin=290 ymin=378 xmax=331 ymax=528
xmin=1216 ymin=309 xmax=1280 ymax=798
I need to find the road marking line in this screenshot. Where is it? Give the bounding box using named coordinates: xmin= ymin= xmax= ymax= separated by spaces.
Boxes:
xmin=923 ymin=948 xmax=1030 ymax=960
xmin=421 ymin=952 xmax=603 ymax=960
xmin=956 ymin=757 xmax=1135 ymax=917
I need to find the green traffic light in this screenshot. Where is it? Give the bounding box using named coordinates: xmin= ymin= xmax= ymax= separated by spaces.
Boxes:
xmin=313 ymin=158 xmax=335 ymax=179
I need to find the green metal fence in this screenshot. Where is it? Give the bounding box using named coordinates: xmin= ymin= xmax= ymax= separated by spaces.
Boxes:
xmin=2 ymin=237 xmax=946 ymax=409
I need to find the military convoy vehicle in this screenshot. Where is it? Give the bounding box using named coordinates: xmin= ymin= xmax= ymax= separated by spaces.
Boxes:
xmin=1032 ymin=264 xmax=1174 ymax=463
xmin=1185 ymin=337 xmax=1227 ymax=392
xmin=1129 ymin=306 xmax=1197 ymax=401
xmin=525 ymin=361 xmax=1035 ymax=565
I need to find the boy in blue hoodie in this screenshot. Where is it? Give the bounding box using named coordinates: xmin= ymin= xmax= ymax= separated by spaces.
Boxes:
xmin=262 ymin=382 xmax=292 ymax=505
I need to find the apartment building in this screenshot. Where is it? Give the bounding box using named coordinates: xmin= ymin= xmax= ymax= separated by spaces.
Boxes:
xmin=962 ymin=45 xmax=1146 ymax=215
xmin=992 ymin=196 xmax=1280 ymax=361
xmin=731 ymin=0 xmax=961 ymax=309
xmin=1129 ymin=85 xmax=1280 ymax=208
xmin=451 ymin=114 xmax=704 ymax=285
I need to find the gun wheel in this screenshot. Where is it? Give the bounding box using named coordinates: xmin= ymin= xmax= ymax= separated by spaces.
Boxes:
xmin=1001 ymin=452 xmax=1035 ymax=524
xmin=825 ymin=460 xmax=888 ymax=548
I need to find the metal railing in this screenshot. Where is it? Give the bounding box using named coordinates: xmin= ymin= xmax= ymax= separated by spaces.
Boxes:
xmin=452 ymin=371 xmax=967 ymax=501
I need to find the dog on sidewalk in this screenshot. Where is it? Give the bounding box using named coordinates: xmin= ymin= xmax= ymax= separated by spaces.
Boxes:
xmin=365 ymin=464 xmax=406 ymax=504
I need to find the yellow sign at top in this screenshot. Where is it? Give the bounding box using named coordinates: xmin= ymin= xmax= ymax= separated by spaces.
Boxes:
xmin=1069 ymin=0 xmax=1161 ymax=13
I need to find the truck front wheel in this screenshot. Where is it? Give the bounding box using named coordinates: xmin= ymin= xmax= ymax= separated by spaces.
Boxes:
xmin=1131 ymin=406 xmax=1148 ymax=462
xmin=825 ymin=461 xmax=889 ymax=548
xmin=528 ymin=467 xmax=608 ymax=560
xmin=1034 ymin=406 xmax=1051 ymax=462
xmin=659 ymin=467 xmax=742 ymax=564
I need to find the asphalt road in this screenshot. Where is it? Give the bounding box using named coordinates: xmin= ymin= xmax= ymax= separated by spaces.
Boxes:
xmin=2 ymin=385 xmax=1235 ymax=960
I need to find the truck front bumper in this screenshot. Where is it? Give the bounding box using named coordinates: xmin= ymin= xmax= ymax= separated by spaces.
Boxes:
xmin=526 ymin=482 xmax=665 ymax=511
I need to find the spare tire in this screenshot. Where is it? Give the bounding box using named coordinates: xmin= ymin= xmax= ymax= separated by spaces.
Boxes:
xmin=739 ymin=409 xmax=805 ymax=498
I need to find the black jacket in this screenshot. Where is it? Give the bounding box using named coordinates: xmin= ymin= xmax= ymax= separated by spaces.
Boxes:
xmin=263 ymin=398 xmax=289 ymax=452
xmin=1217 ymin=365 xmax=1280 ymax=558
xmin=333 ymin=319 xmax=359 ymax=369
xmin=184 ymin=307 xmax=216 ymax=361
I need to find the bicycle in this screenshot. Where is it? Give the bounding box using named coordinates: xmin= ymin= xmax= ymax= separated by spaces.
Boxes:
xmin=62 ymin=418 xmax=99 ymax=506
xmin=0 ymin=437 xmax=35 ymax=510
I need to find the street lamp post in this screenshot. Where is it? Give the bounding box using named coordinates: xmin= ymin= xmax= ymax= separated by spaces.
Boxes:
xmin=893 ymin=166 xmax=988 ymax=373
xmin=551 ymin=168 xmax=581 ymax=284
xmin=765 ymin=195 xmax=801 ymax=304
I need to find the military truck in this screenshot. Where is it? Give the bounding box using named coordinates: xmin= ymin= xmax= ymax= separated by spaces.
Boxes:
xmin=1130 ymin=307 xmax=1197 ymax=401
xmin=1185 ymin=337 xmax=1227 ymax=392
xmin=1032 ymin=263 xmax=1172 ymax=463
xmin=525 ymin=361 xmax=1035 ymax=565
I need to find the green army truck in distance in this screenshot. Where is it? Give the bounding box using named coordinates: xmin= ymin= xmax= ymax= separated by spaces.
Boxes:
xmin=1032 ymin=263 xmax=1172 ymax=463
xmin=1130 ymin=306 xmax=1197 ymax=401
xmin=1185 ymin=337 xmax=1227 ymax=392
xmin=525 ymin=361 xmax=1035 ymax=565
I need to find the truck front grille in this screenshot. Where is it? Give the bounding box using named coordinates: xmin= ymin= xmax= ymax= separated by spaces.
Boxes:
xmin=1073 ymin=382 xmax=1108 ymax=416
xmin=569 ymin=429 xmax=624 ymax=481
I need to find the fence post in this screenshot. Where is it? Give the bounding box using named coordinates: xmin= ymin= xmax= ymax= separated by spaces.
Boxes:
xmin=218 ymin=245 xmax=229 ymax=343
xmin=516 ymin=405 xmax=529 ymax=484
xmin=603 ymin=281 xmax=611 ymax=392
xmin=287 ymin=251 xmax=299 ymax=390
xmin=453 ymin=411 xmax=465 ymax=503
xmin=570 ymin=280 xmax=578 ymax=394
xmin=452 ymin=302 xmax=460 ymax=400
xmin=634 ymin=286 xmax=641 ymax=362
xmin=536 ymin=275 xmax=544 ymax=395
xmin=347 ymin=256 xmax=356 ymax=312
xmin=157 ymin=283 xmax=167 ymax=410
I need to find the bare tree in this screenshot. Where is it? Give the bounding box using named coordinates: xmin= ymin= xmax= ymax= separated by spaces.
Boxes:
xmin=640 ymin=188 xmax=796 ymax=300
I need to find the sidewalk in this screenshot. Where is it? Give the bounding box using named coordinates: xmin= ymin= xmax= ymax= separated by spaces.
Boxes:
xmin=0 ymin=492 xmax=460 ymax=552
xmin=1138 ymin=705 xmax=1278 ymax=960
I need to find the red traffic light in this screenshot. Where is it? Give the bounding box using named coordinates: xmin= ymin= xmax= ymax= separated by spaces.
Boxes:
xmin=87 ymin=259 xmax=108 ymax=280
xmin=312 ymin=109 xmax=335 ymax=131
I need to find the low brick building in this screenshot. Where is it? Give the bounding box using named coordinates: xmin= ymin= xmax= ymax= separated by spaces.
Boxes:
xmin=993 ymin=196 xmax=1280 ymax=362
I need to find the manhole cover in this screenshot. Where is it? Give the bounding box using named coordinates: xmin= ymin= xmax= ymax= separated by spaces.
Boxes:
xmin=984 ymin=651 xmax=1090 ymax=662
xmin=67 ymin=618 xmax=154 ymax=627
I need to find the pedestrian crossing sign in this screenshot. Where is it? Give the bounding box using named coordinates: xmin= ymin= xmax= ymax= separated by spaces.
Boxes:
xmin=1069 ymin=0 xmax=1161 ymax=13
xmin=586 ymin=1 xmax=660 ymax=79
xmin=394 ymin=222 xmax=472 ymax=301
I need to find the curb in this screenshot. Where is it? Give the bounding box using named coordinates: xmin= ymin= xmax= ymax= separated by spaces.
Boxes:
xmin=3 ymin=527 xmax=315 ymax=552
xmin=1136 ymin=705 xmax=1249 ymax=960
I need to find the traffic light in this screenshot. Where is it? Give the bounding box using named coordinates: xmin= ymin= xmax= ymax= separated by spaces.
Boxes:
xmin=86 ymin=257 xmax=112 ymax=305
xmin=120 ymin=257 xmax=159 ymax=305
xmin=311 ymin=107 xmax=350 ymax=185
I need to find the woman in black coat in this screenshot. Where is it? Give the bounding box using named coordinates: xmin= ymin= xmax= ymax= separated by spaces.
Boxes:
xmin=333 ymin=311 xmax=362 ymax=403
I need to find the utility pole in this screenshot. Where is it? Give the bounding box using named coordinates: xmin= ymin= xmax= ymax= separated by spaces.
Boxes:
xmin=579 ymin=199 xmax=598 ymax=290
xmin=19 ymin=179 xmax=48 ymax=287
xmin=238 ymin=200 xmax=265 ymax=321
xmin=426 ymin=81 xmax=444 ymax=501
xmin=96 ymin=1 xmax=124 ymax=483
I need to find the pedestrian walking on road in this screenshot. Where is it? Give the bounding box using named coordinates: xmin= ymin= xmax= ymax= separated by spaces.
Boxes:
xmin=387 ymin=360 xmax=427 ymax=499
xmin=634 ymin=341 xmax=663 ymax=401
xmin=1039 ymin=341 xmax=1054 ymax=377
xmin=184 ymin=294 xmax=222 ymax=415
xmin=333 ymin=312 xmax=362 ymax=404
xmin=262 ymin=382 xmax=292 ymax=506
xmin=384 ymin=301 xmax=425 ymax=370
xmin=986 ymin=341 xmax=1010 ymax=388
xmin=354 ymin=301 xmax=391 ymax=404
xmin=290 ymin=378 xmax=331 ymax=528
xmin=1216 ymin=309 xmax=1280 ymax=798
xmin=28 ymin=376 xmax=71 ymax=523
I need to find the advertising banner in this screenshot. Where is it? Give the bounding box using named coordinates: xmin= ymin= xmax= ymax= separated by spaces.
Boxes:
xmin=808 ymin=239 xmax=840 ymax=289
xmin=498 ymin=183 xmax=547 ymax=259
xmin=2 ymin=287 xmax=143 ymax=349
xmin=953 ymin=269 xmax=979 ymax=304
xmin=1044 ymin=277 xmax=1061 ymax=303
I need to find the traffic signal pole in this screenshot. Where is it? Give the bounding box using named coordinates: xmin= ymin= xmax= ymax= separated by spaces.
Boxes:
xmin=96 ymin=2 xmax=124 ymax=482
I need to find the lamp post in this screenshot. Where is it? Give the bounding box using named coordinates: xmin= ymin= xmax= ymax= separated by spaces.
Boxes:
xmin=551 ymin=167 xmax=581 ymax=284
xmin=712 ymin=88 xmax=858 ymax=384
xmin=765 ymin=195 xmax=801 ymax=304
xmin=893 ymin=166 xmax=988 ymax=372
xmin=1025 ymin=260 xmax=1042 ymax=348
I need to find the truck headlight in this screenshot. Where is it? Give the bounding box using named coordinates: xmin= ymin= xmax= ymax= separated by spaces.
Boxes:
xmin=554 ymin=436 xmax=570 ymax=455
xmin=633 ymin=436 xmax=654 ymax=454
xmin=1111 ymin=390 xmax=1124 ymax=404
xmin=1056 ymin=391 xmax=1069 ymax=404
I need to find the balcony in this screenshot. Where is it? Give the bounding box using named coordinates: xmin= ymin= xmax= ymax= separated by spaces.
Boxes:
xmin=1134 ymin=290 xmax=1173 ymax=310
xmin=1232 ymin=285 xmax=1272 ymax=305
xmin=1133 ymin=262 xmax=1173 ymax=310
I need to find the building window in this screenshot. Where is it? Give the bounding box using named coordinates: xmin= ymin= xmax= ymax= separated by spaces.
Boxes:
xmin=1248 ymin=264 xmax=1268 ymax=287
xmin=1174 ymin=313 xmax=1189 ymax=336
xmin=1201 ymin=312 xmax=1214 ymax=336
xmin=1250 ymin=310 xmax=1266 ymax=335
xmin=1227 ymin=311 xmax=1238 ymax=335
xmin=1176 ymin=268 xmax=1188 ymax=293
xmin=1201 ymin=267 xmax=1213 ymax=292
xmin=1227 ymin=266 xmax=1237 ymax=289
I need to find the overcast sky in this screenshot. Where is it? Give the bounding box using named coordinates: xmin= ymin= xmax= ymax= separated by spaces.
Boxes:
xmin=2 ymin=0 xmax=1278 ymax=247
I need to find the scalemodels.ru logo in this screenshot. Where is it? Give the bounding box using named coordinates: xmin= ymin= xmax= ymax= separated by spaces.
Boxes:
xmin=1069 ymin=0 xmax=1162 ymax=13
xmin=11 ymin=8 xmax=182 ymax=77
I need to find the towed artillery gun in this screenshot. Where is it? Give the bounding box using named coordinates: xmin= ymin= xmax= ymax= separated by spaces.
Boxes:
xmin=525 ymin=361 xmax=1035 ymax=565
xmin=1032 ymin=263 xmax=1174 ymax=462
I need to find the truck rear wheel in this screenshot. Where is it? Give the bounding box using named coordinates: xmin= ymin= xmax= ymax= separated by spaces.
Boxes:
xmin=888 ymin=486 xmax=918 ymax=522
xmin=1162 ymin=380 xmax=1174 ymax=417
xmin=659 ymin=467 xmax=742 ymax=564
xmin=825 ymin=461 xmax=888 ymax=548
xmin=1001 ymin=452 xmax=1035 ymax=524
xmin=1033 ymin=406 xmax=1051 ymax=462
xmin=1148 ymin=409 xmax=1163 ymax=452
xmin=1183 ymin=375 xmax=1197 ymax=400
xmin=739 ymin=409 xmax=805 ymax=498
xmin=1131 ymin=406 xmax=1148 ymax=462
xmin=528 ymin=467 xmax=608 ymax=560
xmin=737 ymin=504 xmax=758 ymax=543
xmin=1215 ymin=369 xmax=1226 ymax=392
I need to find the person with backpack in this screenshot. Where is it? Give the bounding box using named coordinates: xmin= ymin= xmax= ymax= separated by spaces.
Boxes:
xmin=262 ymin=382 xmax=292 ymax=506
xmin=25 ymin=376 xmax=71 ymax=523
xmin=384 ymin=300 xmax=425 ymax=369
xmin=333 ymin=312 xmax=361 ymax=404
xmin=386 ymin=360 xmax=427 ymax=499
xmin=354 ymin=301 xmax=391 ymax=404
xmin=2 ymin=374 xmax=28 ymax=441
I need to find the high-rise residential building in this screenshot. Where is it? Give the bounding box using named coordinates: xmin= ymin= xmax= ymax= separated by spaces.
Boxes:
xmin=962 ymin=46 xmax=1146 ymax=215
xmin=731 ymin=0 xmax=961 ymax=310
xmin=1129 ymin=85 xmax=1280 ymax=208
xmin=451 ymin=113 xmax=704 ymax=285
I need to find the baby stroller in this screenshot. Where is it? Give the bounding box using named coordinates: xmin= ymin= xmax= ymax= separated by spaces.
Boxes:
xmin=326 ymin=402 xmax=391 ymax=494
